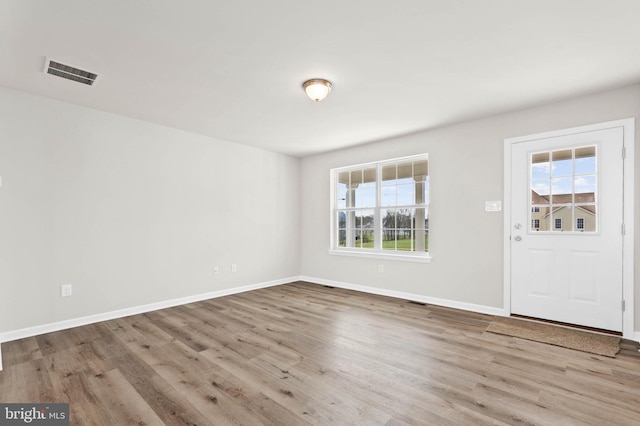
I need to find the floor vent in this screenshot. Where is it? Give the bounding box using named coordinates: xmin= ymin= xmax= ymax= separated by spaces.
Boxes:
xmin=44 ymin=58 xmax=99 ymax=86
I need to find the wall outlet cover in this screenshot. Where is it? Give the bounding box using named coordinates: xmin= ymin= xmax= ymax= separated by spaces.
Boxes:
xmin=61 ymin=284 xmax=72 ymax=297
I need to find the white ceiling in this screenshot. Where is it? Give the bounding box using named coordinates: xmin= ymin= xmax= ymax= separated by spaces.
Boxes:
xmin=2 ymin=1 xmax=640 ymax=157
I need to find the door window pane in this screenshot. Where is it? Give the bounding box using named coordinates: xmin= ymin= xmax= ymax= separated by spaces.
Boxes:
xmin=551 ymin=149 xmax=573 ymax=177
xmin=531 ymin=152 xmax=550 ymax=179
xmin=575 ymin=146 xmax=596 ymax=175
xmin=529 ymin=146 xmax=597 ymax=233
xmin=554 ymin=216 xmax=563 ymax=231
xmin=575 ymin=175 xmax=596 ymax=195
xmin=574 ymin=206 xmax=596 ymax=232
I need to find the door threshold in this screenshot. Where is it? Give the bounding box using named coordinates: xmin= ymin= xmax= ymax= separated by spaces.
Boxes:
xmin=511 ymin=314 xmax=622 ymax=337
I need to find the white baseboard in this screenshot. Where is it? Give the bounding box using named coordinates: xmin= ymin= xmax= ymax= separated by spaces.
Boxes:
xmin=299 ymin=275 xmax=507 ymax=317
xmin=0 ymin=276 xmax=298 ymax=371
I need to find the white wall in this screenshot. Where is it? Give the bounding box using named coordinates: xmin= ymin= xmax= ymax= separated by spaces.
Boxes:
xmin=0 ymin=87 xmax=300 ymax=334
xmin=300 ymin=84 xmax=640 ymax=331
xmin=2 ymin=83 xmax=639 ymax=340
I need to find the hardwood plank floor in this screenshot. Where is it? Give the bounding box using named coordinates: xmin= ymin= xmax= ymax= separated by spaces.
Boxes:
xmin=1 ymin=281 xmax=639 ymax=425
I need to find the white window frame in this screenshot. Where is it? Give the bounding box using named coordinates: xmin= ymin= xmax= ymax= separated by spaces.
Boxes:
xmin=329 ymin=154 xmax=430 ymax=263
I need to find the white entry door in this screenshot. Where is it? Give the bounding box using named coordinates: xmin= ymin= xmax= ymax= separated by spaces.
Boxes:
xmin=509 ymin=125 xmax=624 ymax=331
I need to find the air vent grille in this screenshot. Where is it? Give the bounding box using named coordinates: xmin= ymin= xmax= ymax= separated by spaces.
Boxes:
xmin=45 ymin=59 xmax=99 ymax=86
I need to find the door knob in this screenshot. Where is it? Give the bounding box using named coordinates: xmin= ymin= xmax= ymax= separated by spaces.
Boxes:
xmin=514 ymin=236 xmax=522 ymax=241
xmin=514 ymin=223 xmax=522 ymax=229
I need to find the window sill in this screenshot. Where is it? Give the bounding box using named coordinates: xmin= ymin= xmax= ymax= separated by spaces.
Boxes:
xmin=328 ymin=249 xmax=432 ymax=263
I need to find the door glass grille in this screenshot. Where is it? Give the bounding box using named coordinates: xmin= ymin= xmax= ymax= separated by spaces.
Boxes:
xmin=529 ymin=146 xmax=597 ymax=233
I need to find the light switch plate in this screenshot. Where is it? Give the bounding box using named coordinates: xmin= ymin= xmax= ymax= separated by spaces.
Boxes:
xmin=485 ymin=201 xmax=502 ymax=212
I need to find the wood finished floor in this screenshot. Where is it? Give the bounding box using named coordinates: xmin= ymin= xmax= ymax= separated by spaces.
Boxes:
xmin=1 ymin=281 xmax=640 ymax=425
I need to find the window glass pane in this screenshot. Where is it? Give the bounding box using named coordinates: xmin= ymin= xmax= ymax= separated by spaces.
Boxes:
xmin=397 ymin=162 xmax=413 ymax=183
xmin=551 ymin=206 xmax=571 ymax=231
xmin=340 ymin=211 xmax=356 ymax=247
xmin=574 ymin=205 xmax=596 ymax=232
xmin=337 ymin=181 xmax=347 ymax=209
xmin=359 ymin=230 xmax=374 ymax=248
xmin=414 ymin=231 xmax=428 ymax=252
xmin=530 ymin=206 xmax=550 ymax=231
xmin=531 ymin=152 xmax=550 ymax=179
xmin=333 ymin=154 xmax=428 ymax=254
xmin=362 ymin=167 xmax=376 ymax=186
xmin=574 ymin=175 xmax=596 ymax=195
xmin=391 ymin=209 xmax=411 ymax=251
xmin=414 ymin=207 xmax=427 ymax=229
xmin=395 ymin=208 xmax=411 ymax=229
xmin=531 ymin=181 xmax=550 ymax=203
xmin=382 ymin=208 xmax=396 ymax=250
xmin=337 ymin=229 xmax=346 ymax=247
xmin=551 ymin=178 xmax=572 ymax=197
xmin=530 ymin=207 xmax=541 ymax=231
xmin=382 ymin=209 xmax=396 ymax=230
xmin=355 ymin=186 xmax=376 ymax=207
xmin=528 ymin=146 xmax=597 ymax=234
xmin=396 ymin=184 xmax=414 ymax=206
xmin=338 ymin=171 xmax=350 ymax=186
xmin=414 ymin=159 xmax=428 ymax=179
xmin=337 ymin=211 xmax=346 ymax=228
xmin=381 ymin=185 xmax=396 ymax=206
xmin=413 ymin=207 xmax=428 ymax=252
xmin=396 ymin=229 xmax=413 ymax=251
xmin=531 ymin=218 xmax=540 ymax=231
xmin=358 ymin=210 xmax=374 ymax=230
xmin=382 ymin=164 xmax=396 ymax=183
xmin=575 ymin=146 xmax=596 ymax=175
xmin=422 ymin=176 xmax=430 ymax=203
xmin=364 ymin=187 xmax=376 ymax=207
xmin=551 ymin=149 xmax=573 ymax=177
xmin=350 ymin=169 xmax=363 ymax=186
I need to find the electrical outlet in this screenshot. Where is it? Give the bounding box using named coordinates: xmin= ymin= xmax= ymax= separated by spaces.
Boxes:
xmin=213 ymin=266 xmax=219 ymax=274
xmin=231 ymin=264 xmax=237 ymax=273
xmin=61 ymin=284 xmax=72 ymax=297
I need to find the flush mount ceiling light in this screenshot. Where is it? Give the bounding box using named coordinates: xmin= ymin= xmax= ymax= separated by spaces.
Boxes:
xmin=302 ymin=78 xmax=332 ymax=102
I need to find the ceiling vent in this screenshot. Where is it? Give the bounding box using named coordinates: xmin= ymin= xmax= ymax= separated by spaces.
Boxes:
xmin=44 ymin=58 xmax=99 ymax=86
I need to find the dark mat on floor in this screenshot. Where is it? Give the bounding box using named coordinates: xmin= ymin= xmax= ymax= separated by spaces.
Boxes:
xmin=487 ymin=317 xmax=620 ymax=357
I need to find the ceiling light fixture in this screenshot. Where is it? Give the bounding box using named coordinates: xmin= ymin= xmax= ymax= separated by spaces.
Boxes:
xmin=302 ymin=78 xmax=332 ymax=102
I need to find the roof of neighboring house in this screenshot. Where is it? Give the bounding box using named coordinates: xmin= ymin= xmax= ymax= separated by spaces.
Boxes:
xmin=531 ymin=190 xmax=596 ymax=215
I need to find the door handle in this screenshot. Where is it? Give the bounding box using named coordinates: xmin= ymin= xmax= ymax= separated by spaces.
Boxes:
xmin=514 ymin=223 xmax=522 ymax=230
xmin=514 ymin=236 xmax=522 ymax=241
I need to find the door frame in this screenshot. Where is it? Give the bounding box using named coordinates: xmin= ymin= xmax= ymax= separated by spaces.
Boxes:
xmin=503 ymin=118 xmax=635 ymax=340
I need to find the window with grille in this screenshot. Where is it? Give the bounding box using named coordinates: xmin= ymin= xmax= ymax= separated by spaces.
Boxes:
xmin=332 ymin=154 xmax=429 ymax=260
